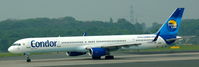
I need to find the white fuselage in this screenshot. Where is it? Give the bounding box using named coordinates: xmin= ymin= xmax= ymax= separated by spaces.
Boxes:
xmin=8 ymin=34 xmax=167 ymax=54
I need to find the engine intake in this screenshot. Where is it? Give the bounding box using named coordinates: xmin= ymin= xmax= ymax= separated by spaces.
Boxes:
xmin=89 ymin=48 xmax=107 ymax=57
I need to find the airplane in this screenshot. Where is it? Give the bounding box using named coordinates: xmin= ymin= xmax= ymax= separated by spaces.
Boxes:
xmin=8 ymin=8 xmax=184 ymax=62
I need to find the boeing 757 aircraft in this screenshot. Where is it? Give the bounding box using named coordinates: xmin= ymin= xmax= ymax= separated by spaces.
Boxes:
xmin=8 ymin=8 xmax=184 ymax=62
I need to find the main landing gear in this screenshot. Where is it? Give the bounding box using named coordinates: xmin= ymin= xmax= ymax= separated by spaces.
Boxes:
xmin=105 ymin=51 xmax=114 ymax=59
xmin=24 ymin=53 xmax=31 ymax=62
xmin=105 ymin=55 xmax=114 ymax=59
xmin=92 ymin=55 xmax=114 ymax=60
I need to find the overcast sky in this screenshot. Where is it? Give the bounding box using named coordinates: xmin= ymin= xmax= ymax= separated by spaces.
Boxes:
xmin=0 ymin=0 xmax=198 ymax=24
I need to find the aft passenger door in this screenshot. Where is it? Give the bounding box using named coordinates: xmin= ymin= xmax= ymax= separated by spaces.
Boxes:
xmin=57 ymin=41 xmax=62 ymax=48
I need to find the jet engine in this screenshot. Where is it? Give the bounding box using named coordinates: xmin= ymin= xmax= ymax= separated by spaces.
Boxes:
xmin=89 ymin=48 xmax=107 ymax=57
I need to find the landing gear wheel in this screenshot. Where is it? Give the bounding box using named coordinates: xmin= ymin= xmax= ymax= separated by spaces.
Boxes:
xmin=26 ymin=58 xmax=31 ymax=62
xmin=92 ymin=56 xmax=101 ymax=60
xmin=24 ymin=53 xmax=31 ymax=62
xmin=105 ymin=55 xmax=114 ymax=59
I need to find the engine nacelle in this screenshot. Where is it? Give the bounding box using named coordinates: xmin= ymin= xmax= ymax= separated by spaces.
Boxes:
xmin=66 ymin=52 xmax=86 ymax=56
xmin=89 ymin=48 xmax=107 ymax=57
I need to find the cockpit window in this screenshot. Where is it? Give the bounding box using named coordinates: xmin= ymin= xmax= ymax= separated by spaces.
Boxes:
xmin=12 ymin=43 xmax=21 ymax=46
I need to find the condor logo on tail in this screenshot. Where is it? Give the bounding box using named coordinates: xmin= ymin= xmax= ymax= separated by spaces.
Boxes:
xmin=168 ymin=20 xmax=177 ymax=32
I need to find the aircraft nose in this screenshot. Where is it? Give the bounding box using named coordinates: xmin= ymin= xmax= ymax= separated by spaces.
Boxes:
xmin=8 ymin=46 xmax=15 ymax=53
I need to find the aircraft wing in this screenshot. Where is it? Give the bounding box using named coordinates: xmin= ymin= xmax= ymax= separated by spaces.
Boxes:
xmin=85 ymin=42 xmax=141 ymax=50
xmin=101 ymin=43 xmax=141 ymax=48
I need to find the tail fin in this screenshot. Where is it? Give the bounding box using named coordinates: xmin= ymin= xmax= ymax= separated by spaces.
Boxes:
xmin=157 ymin=8 xmax=184 ymax=45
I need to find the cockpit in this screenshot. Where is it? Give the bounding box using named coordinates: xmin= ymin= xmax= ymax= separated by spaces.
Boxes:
xmin=12 ymin=43 xmax=21 ymax=46
xmin=8 ymin=39 xmax=27 ymax=54
xmin=8 ymin=43 xmax=22 ymax=53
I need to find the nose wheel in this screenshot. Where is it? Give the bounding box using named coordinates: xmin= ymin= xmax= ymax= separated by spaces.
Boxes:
xmin=26 ymin=57 xmax=31 ymax=62
xmin=24 ymin=53 xmax=31 ymax=62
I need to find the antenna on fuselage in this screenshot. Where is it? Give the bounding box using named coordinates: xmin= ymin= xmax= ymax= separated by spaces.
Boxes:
xmin=83 ymin=32 xmax=87 ymax=36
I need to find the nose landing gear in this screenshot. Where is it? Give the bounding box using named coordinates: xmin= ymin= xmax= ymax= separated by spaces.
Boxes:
xmin=24 ymin=53 xmax=31 ymax=62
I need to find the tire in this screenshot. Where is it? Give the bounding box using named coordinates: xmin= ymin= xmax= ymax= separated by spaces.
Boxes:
xmin=105 ymin=55 xmax=114 ymax=59
xmin=26 ymin=59 xmax=31 ymax=62
xmin=92 ymin=56 xmax=101 ymax=60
